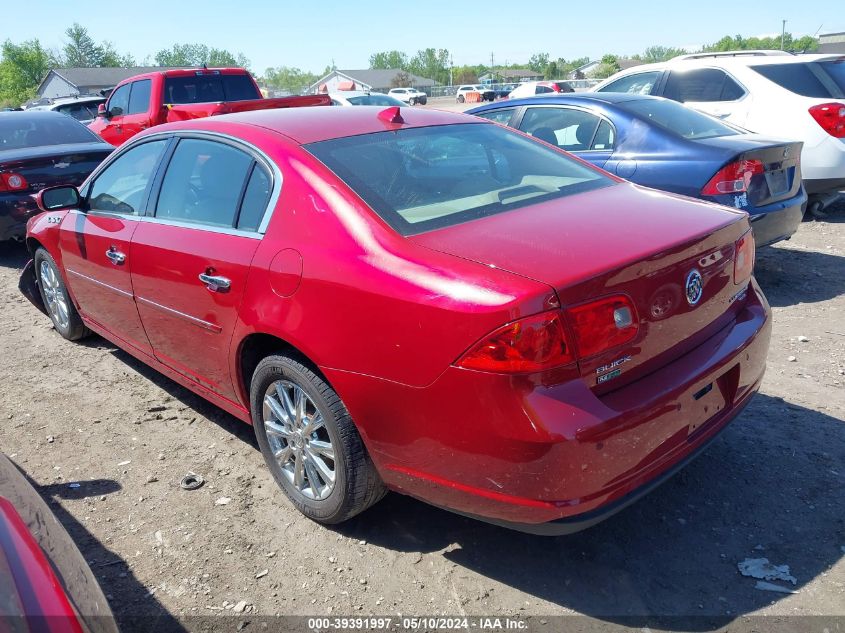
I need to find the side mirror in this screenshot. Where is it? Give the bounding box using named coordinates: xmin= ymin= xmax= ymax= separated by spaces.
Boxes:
xmin=97 ymin=103 xmax=110 ymax=118
xmin=38 ymin=185 xmax=81 ymax=212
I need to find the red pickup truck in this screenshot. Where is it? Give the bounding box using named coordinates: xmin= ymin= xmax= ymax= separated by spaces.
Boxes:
xmin=88 ymin=67 xmax=327 ymax=146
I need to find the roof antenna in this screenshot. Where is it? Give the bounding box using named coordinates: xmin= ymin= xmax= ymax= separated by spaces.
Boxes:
xmin=378 ymin=106 xmax=404 ymax=124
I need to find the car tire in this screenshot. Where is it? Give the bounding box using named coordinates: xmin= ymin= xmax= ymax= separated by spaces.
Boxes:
xmin=457 ymin=95 xmax=465 ymax=103
xmin=250 ymin=354 xmax=386 ymax=524
xmin=409 ymin=97 xmax=416 ymax=106
xmin=34 ymin=248 xmax=88 ymax=341
xmin=419 ymin=96 xmax=427 ymax=105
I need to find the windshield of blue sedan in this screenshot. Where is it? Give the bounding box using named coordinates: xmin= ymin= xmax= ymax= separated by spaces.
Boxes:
xmin=622 ymin=98 xmax=740 ymax=140
xmin=305 ymin=123 xmax=612 ymax=235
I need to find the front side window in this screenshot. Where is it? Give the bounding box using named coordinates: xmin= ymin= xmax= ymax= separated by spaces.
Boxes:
xmin=598 ymin=71 xmax=661 ymax=95
xmin=623 ymin=98 xmax=739 ymax=140
xmin=127 ymin=79 xmax=152 ymax=115
xmin=155 ymin=139 xmax=254 ymax=228
xmin=474 ymin=108 xmax=517 ymax=125
xmin=663 ymin=68 xmax=746 ymax=102
xmin=519 ymin=107 xmax=603 ymax=151
xmin=306 ymin=122 xmax=612 ymax=236
xmin=88 ymin=140 xmax=168 ymax=215
xmin=107 ymin=83 xmax=130 ymax=116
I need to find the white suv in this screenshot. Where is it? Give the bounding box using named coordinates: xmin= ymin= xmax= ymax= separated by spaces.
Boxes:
xmin=387 ymin=88 xmax=428 ymax=105
xmin=593 ymin=51 xmax=845 ymax=214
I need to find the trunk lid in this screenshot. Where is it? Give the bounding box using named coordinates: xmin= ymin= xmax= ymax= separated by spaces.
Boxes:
xmin=696 ymin=135 xmax=803 ymax=209
xmin=411 ymin=182 xmax=751 ymax=388
xmin=0 ymin=142 xmax=112 ymax=193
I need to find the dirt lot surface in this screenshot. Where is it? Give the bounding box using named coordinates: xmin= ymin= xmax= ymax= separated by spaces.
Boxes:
xmin=0 ymin=204 xmax=843 ymax=632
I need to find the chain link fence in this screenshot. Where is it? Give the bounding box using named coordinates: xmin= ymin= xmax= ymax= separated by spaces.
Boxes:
xmin=424 ymin=79 xmax=600 ymax=99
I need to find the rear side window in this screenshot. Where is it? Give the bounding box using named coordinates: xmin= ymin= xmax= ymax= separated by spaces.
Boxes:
xmin=163 ymin=73 xmax=260 ymax=104
xmin=536 ymin=85 xmax=553 ymax=94
xmin=623 ymin=98 xmax=739 ymax=139
xmin=751 ymin=61 xmax=845 ymax=98
xmin=597 ymin=71 xmax=661 ymax=95
xmin=237 ymin=165 xmax=272 ymax=231
xmin=519 ymin=107 xmax=602 ymax=151
xmin=55 ymin=102 xmax=101 ymax=121
xmin=127 ymin=79 xmax=151 ymax=115
xmin=306 ymin=123 xmax=611 ymax=236
xmin=663 ymin=68 xmax=745 ymax=102
xmin=156 ymin=139 xmax=253 ymax=228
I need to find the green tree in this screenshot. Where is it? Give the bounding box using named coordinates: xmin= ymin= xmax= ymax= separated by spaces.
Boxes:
xmin=407 ymin=48 xmax=450 ymax=84
xmin=590 ymin=54 xmax=620 ymax=79
xmin=390 ymin=71 xmax=413 ymax=88
xmin=528 ymin=52 xmax=550 ymax=73
xmin=154 ymin=43 xmax=250 ymax=69
xmin=701 ymin=32 xmax=817 ymax=53
xmin=369 ymin=50 xmax=408 ymax=70
xmin=60 ymin=23 xmax=134 ymax=67
xmin=0 ymin=39 xmax=52 ymax=106
xmin=263 ymin=66 xmax=318 ymax=94
xmin=640 ymin=45 xmax=687 ymax=63
xmin=544 ymin=61 xmax=559 ymax=80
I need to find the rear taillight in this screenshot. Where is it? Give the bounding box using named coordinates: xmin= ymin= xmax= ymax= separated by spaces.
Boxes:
xmin=808 ymin=102 xmax=845 ymax=138
xmin=0 ymin=172 xmax=28 ymax=192
xmin=565 ymin=294 xmax=639 ymax=359
xmin=701 ymin=159 xmax=764 ymax=196
xmin=456 ymin=295 xmax=640 ymax=373
xmin=455 ymin=311 xmax=575 ymax=373
xmin=733 ymin=229 xmax=755 ymax=284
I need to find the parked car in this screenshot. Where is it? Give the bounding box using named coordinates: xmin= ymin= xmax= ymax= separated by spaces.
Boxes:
xmin=0 ymin=110 xmax=112 ymax=242
xmin=494 ymin=83 xmax=517 ymax=99
xmin=330 ymin=91 xmax=405 ymax=107
xmin=0 ymin=452 xmax=118 ymax=633
xmin=455 ymin=85 xmax=495 ymax=103
xmin=469 ymin=93 xmax=806 ymax=247
xmin=88 ymin=67 xmax=330 ymax=146
xmin=386 ymin=87 xmax=428 ymax=105
xmin=21 ymin=106 xmax=770 ymax=534
xmin=508 ymin=81 xmax=574 ymax=99
xmin=26 ymin=95 xmax=106 ymax=125
xmin=592 ymin=51 xmax=845 ymax=216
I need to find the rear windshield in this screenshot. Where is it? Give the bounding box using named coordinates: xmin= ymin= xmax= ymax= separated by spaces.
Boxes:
xmin=751 ymin=60 xmax=845 ymax=98
xmin=0 ymin=114 xmax=99 ymax=150
xmin=163 ymin=73 xmax=260 ymax=104
xmin=305 ymin=123 xmax=612 ymax=236
xmin=622 ymin=98 xmax=739 ymax=140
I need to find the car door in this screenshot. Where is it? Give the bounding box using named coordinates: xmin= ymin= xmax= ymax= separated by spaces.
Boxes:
xmin=94 ymin=83 xmax=130 ymax=145
xmin=659 ymin=67 xmax=750 ymax=125
xmin=119 ymin=79 xmax=154 ymax=139
xmin=58 ymin=138 xmax=170 ymax=355
xmin=129 ymin=136 xmax=272 ymax=401
xmin=516 ymin=106 xmax=615 ymax=168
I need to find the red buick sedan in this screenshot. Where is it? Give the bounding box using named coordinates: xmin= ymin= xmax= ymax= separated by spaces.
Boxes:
xmin=19 ymin=106 xmax=770 ymax=534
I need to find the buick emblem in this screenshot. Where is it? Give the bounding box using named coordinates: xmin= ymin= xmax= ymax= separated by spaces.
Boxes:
xmin=685 ymin=269 xmax=703 ymax=306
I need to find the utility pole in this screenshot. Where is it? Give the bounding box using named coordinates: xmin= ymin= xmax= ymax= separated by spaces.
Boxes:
xmin=491 ymin=52 xmax=495 ymax=84
xmin=450 ymin=54 xmax=453 ymax=86
xmin=781 ymin=19 xmax=787 ymax=50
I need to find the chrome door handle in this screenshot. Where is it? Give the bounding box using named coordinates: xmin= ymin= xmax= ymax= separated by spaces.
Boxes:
xmin=198 ymin=272 xmax=231 ymax=292
xmin=105 ymin=249 xmax=125 ymax=265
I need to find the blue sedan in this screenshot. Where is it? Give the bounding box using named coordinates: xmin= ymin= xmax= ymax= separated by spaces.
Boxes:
xmin=468 ymin=93 xmax=807 ymax=247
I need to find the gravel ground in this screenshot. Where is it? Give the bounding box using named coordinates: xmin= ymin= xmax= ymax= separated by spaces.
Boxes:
xmin=0 ymin=204 xmax=843 ymax=633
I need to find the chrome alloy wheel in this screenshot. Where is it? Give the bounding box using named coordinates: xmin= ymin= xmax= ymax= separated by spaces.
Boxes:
xmin=39 ymin=260 xmax=70 ymax=330
xmin=262 ymin=380 xmax=336 ymax=500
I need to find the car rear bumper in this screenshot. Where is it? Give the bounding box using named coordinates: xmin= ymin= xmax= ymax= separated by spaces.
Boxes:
xmin=748 ymin=191 xmax=807 ymax=247
xmin=326 ymin=279 xmax=772 ymax=532
xmin=0 ymin=193 xmax=39 ymax=241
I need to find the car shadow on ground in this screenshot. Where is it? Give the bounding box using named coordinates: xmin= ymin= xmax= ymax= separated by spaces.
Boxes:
xmin=755 ymin=244 xmax=845 ymax=307
xmin=335 ymin=394 xmax=844 ymax=628
xmin=20 ymin=470 xmax=187 ymax=633
xmin=0 ymin=240 xmax=28 ymax=270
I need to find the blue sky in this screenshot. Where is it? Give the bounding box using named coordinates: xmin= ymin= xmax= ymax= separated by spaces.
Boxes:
xmin=7 ymin=0 xmax=844 ymax=74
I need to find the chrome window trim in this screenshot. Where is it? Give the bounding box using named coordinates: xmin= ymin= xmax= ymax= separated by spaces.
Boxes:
xmin=67 ymin=209 xmax=263 ymax=240
xmin=78 ymin=129 xmax=282 ymax=236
